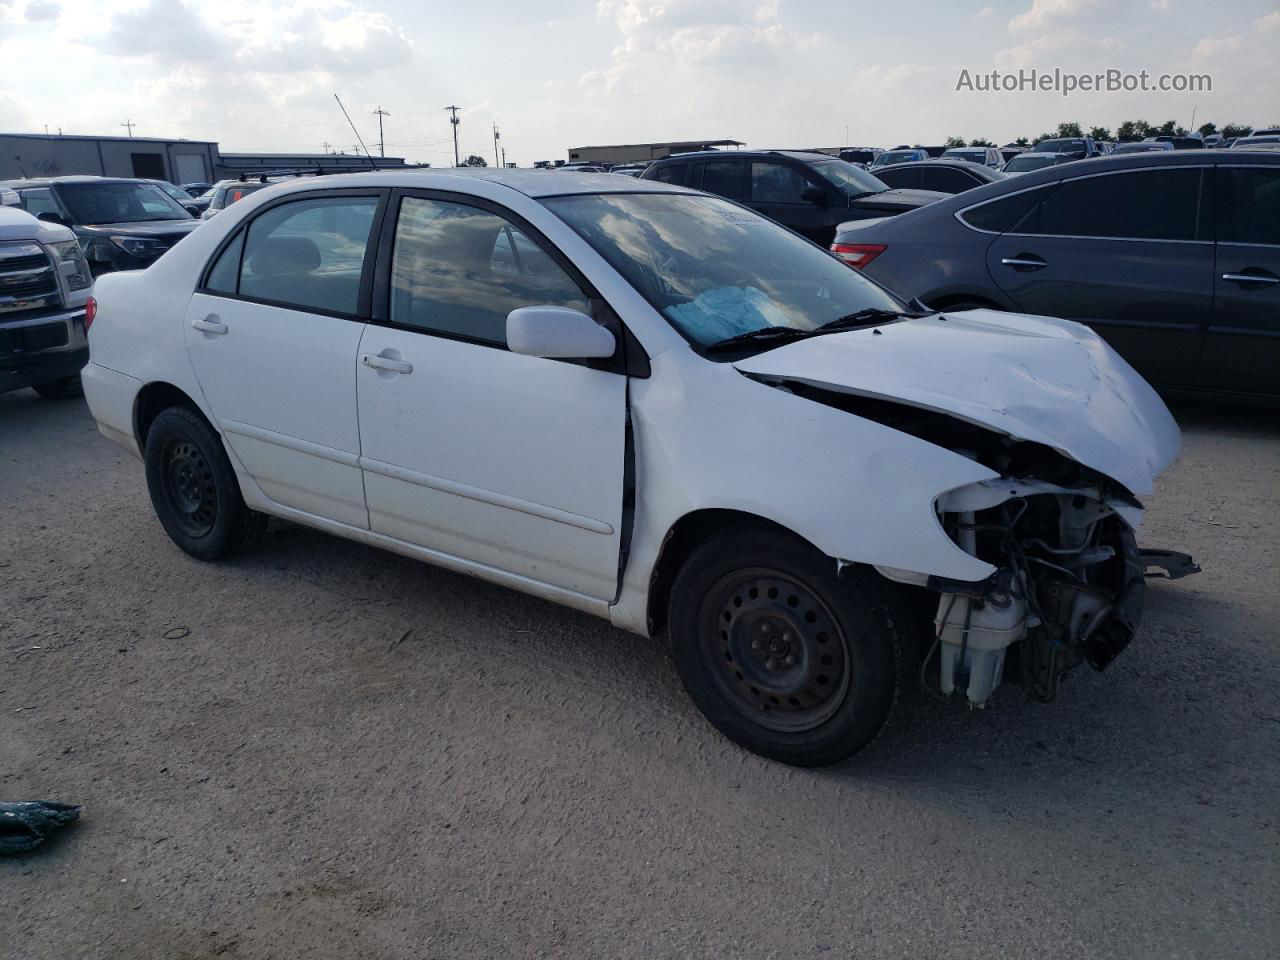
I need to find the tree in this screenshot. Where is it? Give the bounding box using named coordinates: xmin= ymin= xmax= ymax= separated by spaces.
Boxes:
xmin=1155 ymin=119 xmax=1183 ymax=137
xmin=460 ymin=154 xmax=488 ymax=167
xmin=969 ymin=137 xmax=994 ymax=146
xmin=944 ymin=136 xmax=967 ymax=147
xmin=1056 ymin=122 xmax=1083 ymax=137
xmin=1221 ymin=123 xmax=1253 ymax=139
xmin=1014 ymin=136 xmax=1029 ymax=146
xmin=1197 ymin=122 xmax=1217 ymax=137
xmin=1088 ymin=126 xmax=1112 ymax=141
xmin=1116 ymin=119 xmax=1152 ymax=142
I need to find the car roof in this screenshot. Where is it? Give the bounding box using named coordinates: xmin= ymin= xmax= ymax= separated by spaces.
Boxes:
xmin=221 ymin=167 xmax=697 ymax=201
xmin=648 ymin=149 xmax=834 ymax=164
xmin=0 ymin=176 xmax=143 ymax=188
xmin=882 ymin=159 xmax=1000 ymax=174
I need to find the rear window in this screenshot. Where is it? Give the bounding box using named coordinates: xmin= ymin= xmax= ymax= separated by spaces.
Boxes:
xmin=650 ymin=163 xmax=688 ymax=186
xmin=959 ymin=186 xmax=1054 ymax=233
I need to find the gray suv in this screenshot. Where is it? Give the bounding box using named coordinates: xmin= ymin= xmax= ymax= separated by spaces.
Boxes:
xmin=830 ymin=151 xmax=1280 ymax=403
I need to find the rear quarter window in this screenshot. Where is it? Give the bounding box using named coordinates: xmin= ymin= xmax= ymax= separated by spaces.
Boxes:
xmin=958 ymin=186 xmax=1054 ymax=233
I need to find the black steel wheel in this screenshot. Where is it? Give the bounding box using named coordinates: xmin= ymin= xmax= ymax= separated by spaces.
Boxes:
xmin=669 ymin=525 xmax=910 ymax=766
xmin=158 ymin=437 xmax=218 ymax=537
xmin=144 ymin=405 xmax=266 ymax=561
xmin=701 ymin=570 xmax=850 ymax=733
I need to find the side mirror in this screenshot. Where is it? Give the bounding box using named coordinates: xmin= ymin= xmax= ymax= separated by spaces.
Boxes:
xmin=800 ymin=185 xmax=828 ymax=207
xmin=36 ymin=211 xmax=69 ymax=226
xmin=184 ymin=205 xmax=200 ymax=217
xmin=506 ymin=306 xmax=616 ymax=359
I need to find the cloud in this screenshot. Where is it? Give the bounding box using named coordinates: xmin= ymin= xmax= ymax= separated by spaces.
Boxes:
xmin=1189 ymin=34 xmax=1242 ymax=62
xmin=1150 ymin=0 xmax=1169 ymax=10
xmin=23 ymin=0 xmax=58 ymax=21
xmin=1259 ymin=11 xmax=1280 ymax=32
xmin=975 ymin=5 xmax=995 ymax=16
xmin=1008 ymin=0 xmax=1101 ymax=33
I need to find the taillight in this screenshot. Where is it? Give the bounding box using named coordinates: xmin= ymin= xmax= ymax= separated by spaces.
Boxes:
xmin=831 ymin=242 xmax=886 ymax=269
xmin=84 ymin=296 xmax=97 ymax=333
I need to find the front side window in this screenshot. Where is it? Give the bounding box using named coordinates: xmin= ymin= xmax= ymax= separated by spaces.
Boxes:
xmin=238 ymin=195 xmax=378 ymax=314
xmin=390 ymin=197 xmax=589 ymax=345
xmin=922 ymin=167 xmax=979 ymax=193
xmin=1218 ymin=168 xmax=1280 ymax=245
xmin=750 ymin=162 xmax=810 ymax=202
xmin=1021 ymin=169 xmax=1202 ymax=240
xmin=544 ymin=192 xmax=903 ymax=349
xmin=651 ymin=164 xmax=687 ymax=186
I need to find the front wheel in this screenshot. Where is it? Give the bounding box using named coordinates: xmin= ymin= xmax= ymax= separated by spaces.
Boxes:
xmin=144 ymin=406 xmax=266 ymax=561
xmin=668 ymin=527 xmax=909 ymax=766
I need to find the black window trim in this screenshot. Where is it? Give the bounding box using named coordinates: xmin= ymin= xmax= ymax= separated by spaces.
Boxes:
xmin=194 ymin=187 xmax=391 ymax=322
xmin=956 ymin=164 xmax=1215 ymax=243
xmin=368 ymin=186 xmax=646 ymax=378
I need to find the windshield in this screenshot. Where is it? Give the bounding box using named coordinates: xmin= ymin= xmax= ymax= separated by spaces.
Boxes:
xmin=1005 ymin=154 xmax=1056 ymax=171
xmin=543 ymin=192 xmax=904 ymax=351
xmin=57 ymin=181 xmax=192 ymax=224
xmin=942 ymin=149 xmax=984 ymax=161
xmin=1033 ymin=139 xmax=1085 ymax=153
xmin=809 ymin=159 xmax=886 ymax=197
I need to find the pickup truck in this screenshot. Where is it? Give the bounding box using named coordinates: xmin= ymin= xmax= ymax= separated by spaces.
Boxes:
xmin=0 ymin=206 xmax=93 ymax=399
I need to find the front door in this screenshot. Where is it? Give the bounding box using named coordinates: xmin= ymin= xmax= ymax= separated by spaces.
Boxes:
xmin=185 ymin=190 xmax=384 ymax=527
xmin=1198 ymin=164 xmax=1280 ymax=397
xmin=355 ymin=193 xmax=626 ymax=601
xmin=746 ymin=160 xmax=834 ymax=244
xmin=986 ymin=165 xmax=1213 ymax=389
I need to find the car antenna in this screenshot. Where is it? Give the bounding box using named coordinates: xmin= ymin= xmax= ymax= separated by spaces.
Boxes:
xmin=334 ymin=93 xmax=377 ymax=172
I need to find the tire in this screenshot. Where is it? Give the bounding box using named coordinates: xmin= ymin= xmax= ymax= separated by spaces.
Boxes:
xmin=668 ymin=526 xmax=909 ymax=766
xmin=32 ymin=375 xmax=83 ymax=400
xmin=144 ymin=405 xmax=266 ymax=561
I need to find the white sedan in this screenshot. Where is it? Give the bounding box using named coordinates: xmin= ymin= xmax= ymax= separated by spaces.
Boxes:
xmin=83 ymin=170 xmax=1186 ymax=765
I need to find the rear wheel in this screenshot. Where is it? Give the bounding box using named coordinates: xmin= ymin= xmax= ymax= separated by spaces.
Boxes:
xmin=668 ymin=526 xmax=908 ymax=766
xmin=144 ymin=406 xmax=265 ymax=561
xmin=32 ymin=375 xmax=83 ymax=400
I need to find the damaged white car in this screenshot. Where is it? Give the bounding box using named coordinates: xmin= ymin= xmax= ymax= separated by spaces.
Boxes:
xmin=81 ymin=170 xmax=1196 ymax=766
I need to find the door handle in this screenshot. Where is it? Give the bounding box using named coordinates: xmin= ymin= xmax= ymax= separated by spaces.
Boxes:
xmin=362 ymin=352 xmax=413 ymax=375
xmin=191 ymin=315 xmax=228 ymax=334
xmin=1221 ymin=272 xmax=1279 ymax=286
xmin=1000 ymin=255 xmax=1047 ymax=270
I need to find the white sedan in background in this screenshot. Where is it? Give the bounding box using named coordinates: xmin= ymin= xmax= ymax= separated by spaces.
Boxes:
xmin=82 ymin=169 xmax=1187 ymax=766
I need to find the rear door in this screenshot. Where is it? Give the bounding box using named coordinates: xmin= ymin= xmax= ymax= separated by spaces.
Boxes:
xmin=185 ymin=189 xmax=385 ymax=527
xmin=985 ymin=165 xmax=1212 ymax=389
xmin=1199 ymin=163 xmax=1280 ymax=396
xmin=746 ymin=160 xmax=833 ymax=243
xmin=873 ymin=166 xmax=921 ymax=191
xmin=692 ymin=159 xmax=747 ymax=204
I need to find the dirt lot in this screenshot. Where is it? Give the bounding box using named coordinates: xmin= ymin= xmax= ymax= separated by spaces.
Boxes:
xmin=1 ymin=389 xmax=1277 ymax=960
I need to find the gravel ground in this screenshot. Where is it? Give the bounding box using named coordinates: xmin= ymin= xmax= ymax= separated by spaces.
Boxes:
xmin=2 ymin=389 xmax=1277 ymax=960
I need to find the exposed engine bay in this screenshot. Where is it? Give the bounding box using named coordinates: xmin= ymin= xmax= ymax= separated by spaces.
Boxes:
xmin=746 ymin=374 xmax=1200 ymax=707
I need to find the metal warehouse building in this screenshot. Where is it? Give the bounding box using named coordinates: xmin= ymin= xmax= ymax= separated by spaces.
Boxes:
xmin=0 ymin=133 xmax=409 ymax=184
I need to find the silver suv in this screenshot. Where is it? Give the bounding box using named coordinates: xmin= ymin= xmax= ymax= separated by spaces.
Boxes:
xmin=1 ymin=206 xmax=93 ymax=399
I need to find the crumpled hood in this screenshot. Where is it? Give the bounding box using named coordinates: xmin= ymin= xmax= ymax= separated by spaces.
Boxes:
xmin=733 ymin=309 xmax=1181 ymax=495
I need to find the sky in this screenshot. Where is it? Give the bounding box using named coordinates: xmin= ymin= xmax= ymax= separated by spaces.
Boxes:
xmin=1 ymin=0 xmax=1277 ymax=166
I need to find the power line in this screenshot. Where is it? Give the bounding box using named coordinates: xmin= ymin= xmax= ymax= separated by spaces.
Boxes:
xmin=334 ymin=93 xmax=375 ymax=169
xmin=444 ymin=105 xmax=461 ymax=167
xmin=372 ymin=106 xmax=391 ymax=158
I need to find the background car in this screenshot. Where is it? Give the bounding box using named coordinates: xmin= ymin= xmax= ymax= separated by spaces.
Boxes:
xmin=1 ymin=205 xmax=93 ymax=398
xmin=608 ymin=163 xmax=648 ymax=177
xmin=837 ymin=147 xmax=882 ymax=165
xmin=640 ymin=149 xmax=945 ymax=244
xmin=1029 ymin=136 xmax=1101 ymax=159
xmin=939 ymin=146 xmax=1003 ymax=168
xmin=0 ymin=175 xmax=200 ymax=275
xmin=146 ymin=179 xmax=204 ymax=215
xmin=829 ymin=151 xmax=1280 ymax=403
xmin=869 ymin=159 xmax=1006 ymax=194
xmin=1002 ymin=152 xmax=1076 ymax=175
xmin=870 ymin=148 xmax=928 ymax=168
xmin=1232 ymin=135 xmax=1280 ymax=149
xmin=180 ymin=182 xmax=213 ymax=196
xmin=1112 ymin=141 xmax=1175 ymax=155
xmin=1151 ymin=135 xmax=1205 ymax=150
xmin=200 ymin=177 xmax=287 ymax=219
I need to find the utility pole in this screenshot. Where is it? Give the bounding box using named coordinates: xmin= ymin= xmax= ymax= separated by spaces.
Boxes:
xmin=501 ymin=146 xmax=507 ymax=168
xmin=493 ymin=124 xmax=501 ymax=168
xmin=121 ymin=119 xmax=136 ymax=137
xmin=373 ymin=106 xmax=391 ymax=157
xmin=322 ymin=141 xmax=332 ymax=154
xmin=444 ymin=105 xmax=461 ymax=166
